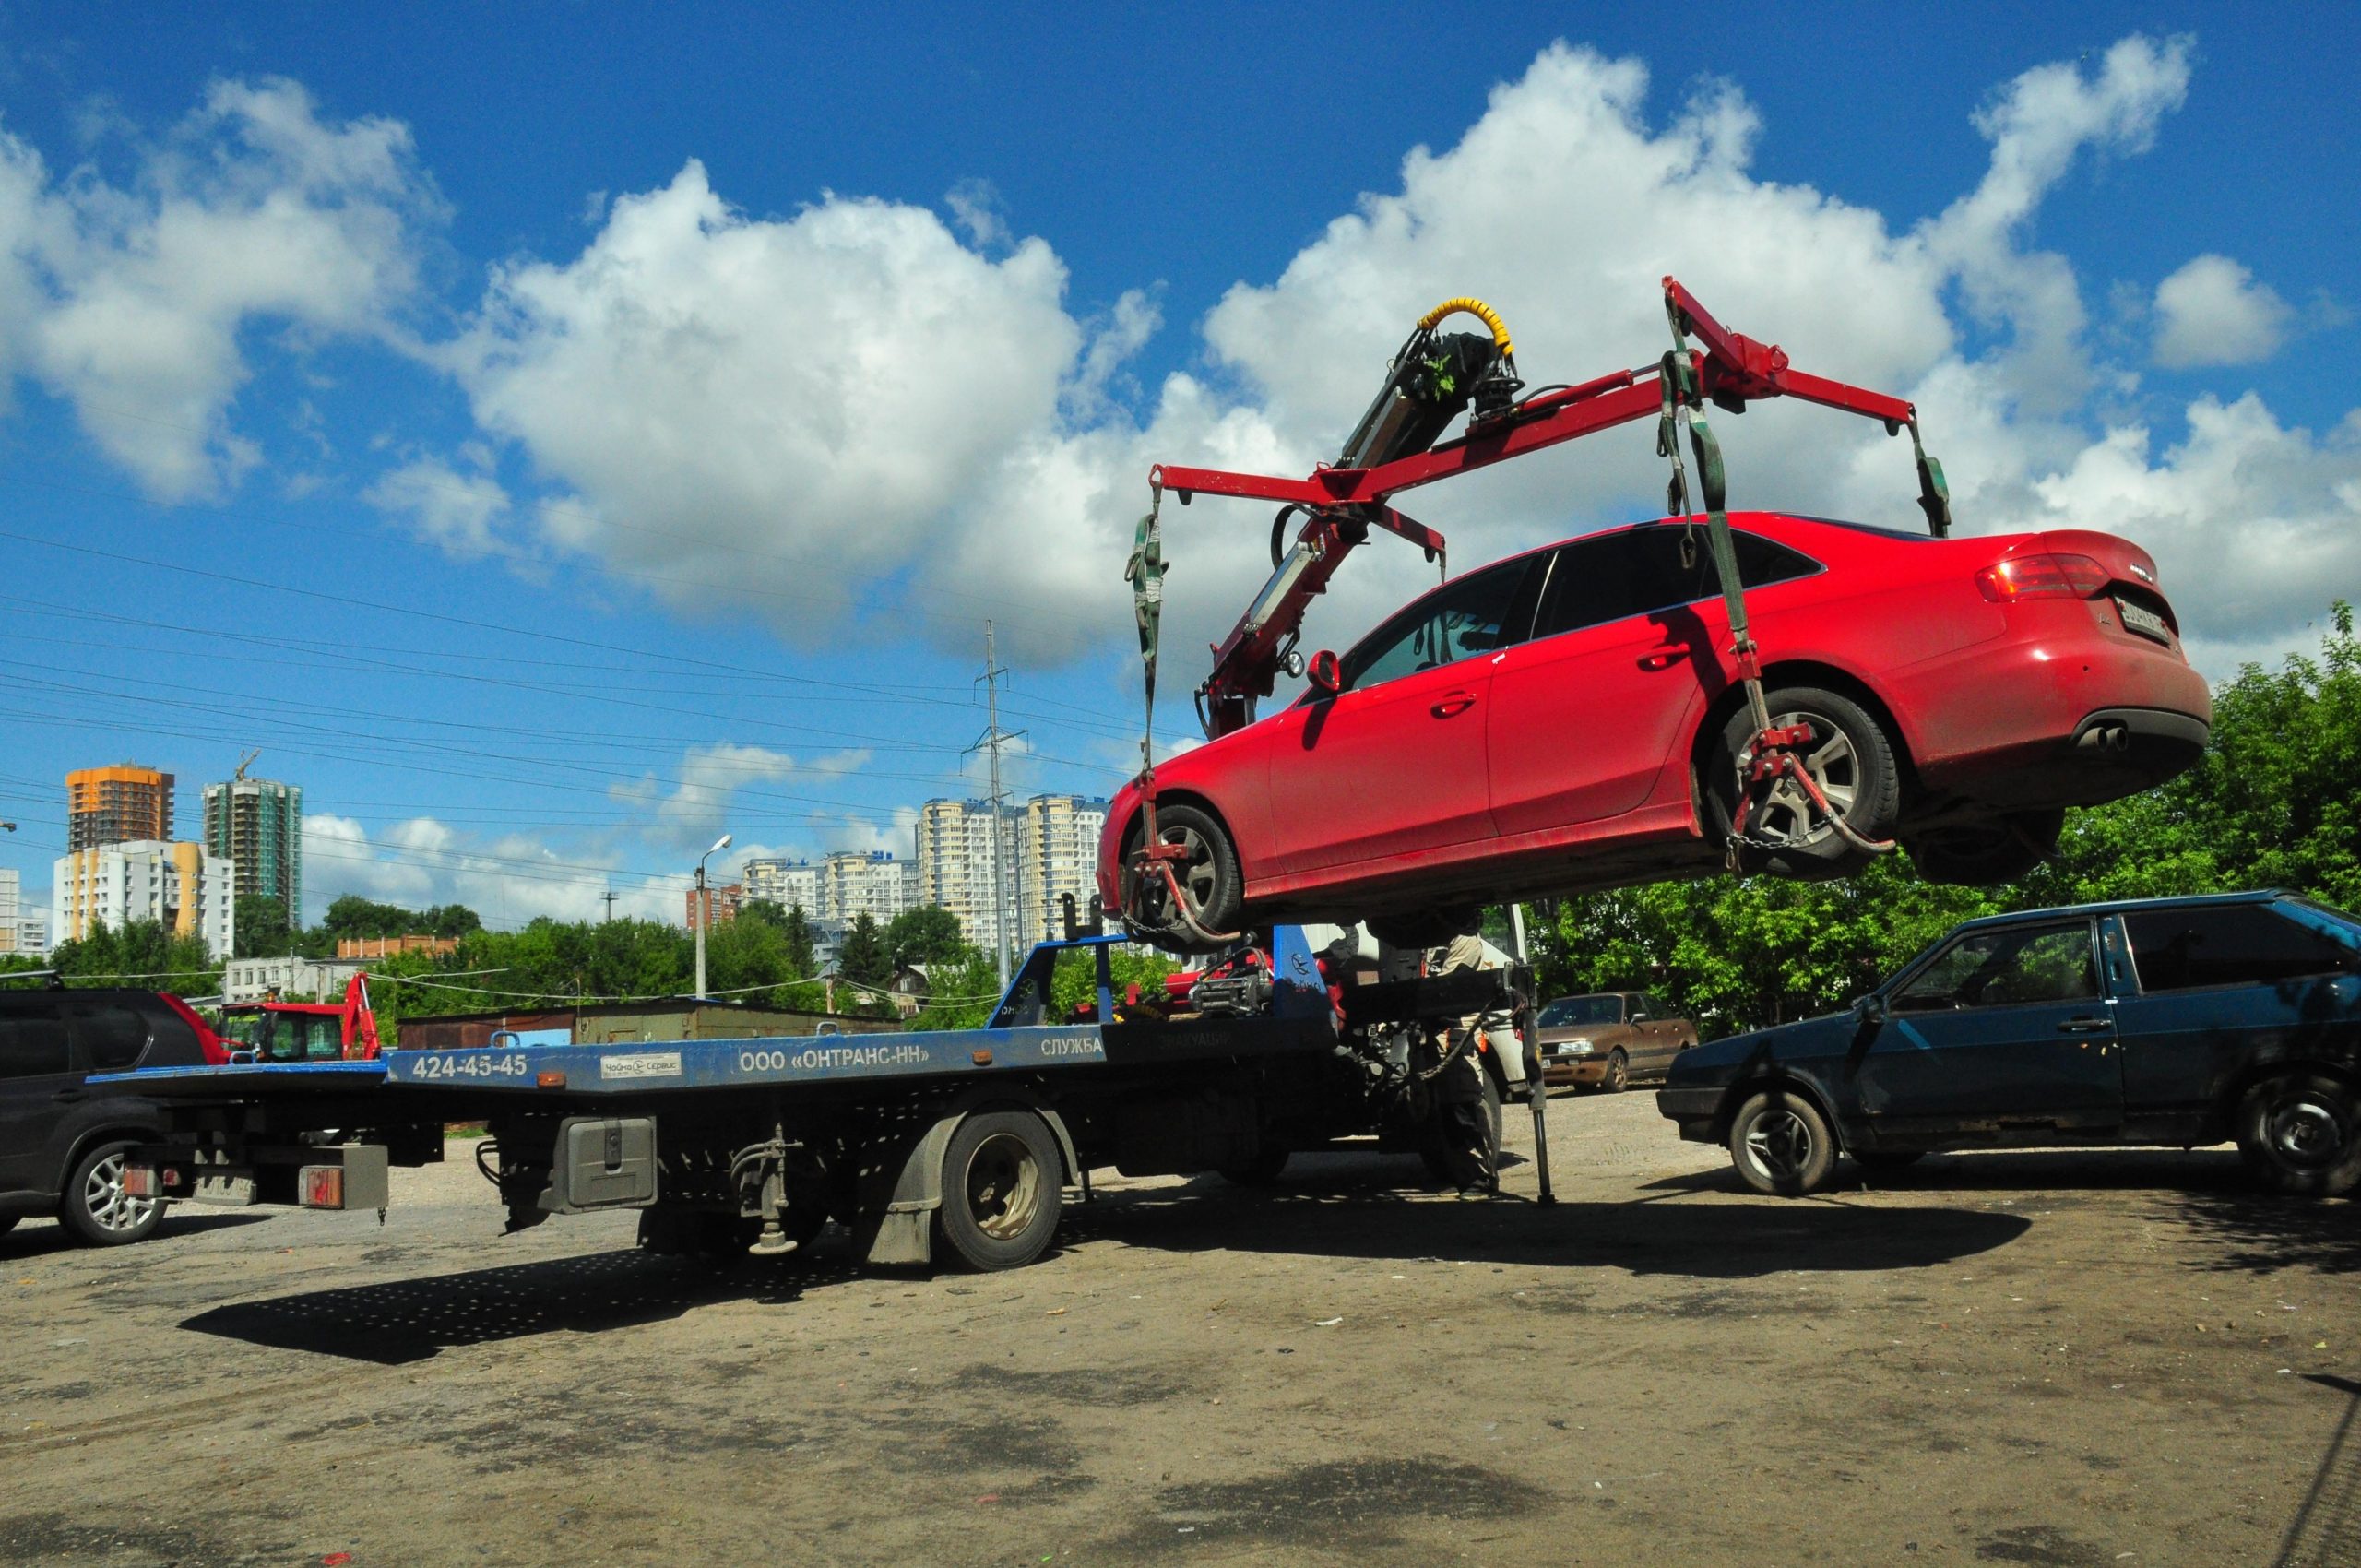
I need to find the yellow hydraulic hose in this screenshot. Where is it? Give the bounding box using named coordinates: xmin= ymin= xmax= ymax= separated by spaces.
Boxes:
xmin=1416 ymin=296 xmax=1513 ymax=358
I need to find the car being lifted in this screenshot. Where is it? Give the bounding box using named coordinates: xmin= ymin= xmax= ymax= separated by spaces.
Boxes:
xmin=1098 ymin=280 xmax=2208 ymax=952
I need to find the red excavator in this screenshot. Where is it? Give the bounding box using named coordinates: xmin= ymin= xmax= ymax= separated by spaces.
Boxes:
xmin=218 ymin=971 xmax=382 ymax=1063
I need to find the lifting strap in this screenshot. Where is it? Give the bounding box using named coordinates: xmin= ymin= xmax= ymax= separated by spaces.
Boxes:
xmin=1123 ymin=484 xmax=1166 ymax=777
xmin=1660 ymin=296 xmax=1892 ymax=863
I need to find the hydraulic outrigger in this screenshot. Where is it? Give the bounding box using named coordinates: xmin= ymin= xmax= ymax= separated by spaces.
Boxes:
xmin=1122 ymin=276 xmax=1957 ymax=943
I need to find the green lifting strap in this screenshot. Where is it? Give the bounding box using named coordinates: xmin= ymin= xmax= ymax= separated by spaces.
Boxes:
xmin=1909 ymin=417 xmax=1953 ymax=538
xmin=1124 ymin=496 xmax=1166 ymax=773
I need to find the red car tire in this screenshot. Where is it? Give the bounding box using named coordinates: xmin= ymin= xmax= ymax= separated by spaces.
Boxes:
xmin=1710 ymin=684 xmax=1900 ymax=880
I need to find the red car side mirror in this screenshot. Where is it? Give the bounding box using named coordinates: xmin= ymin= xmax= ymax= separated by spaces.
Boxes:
xmin=1306 ymin=649 xmax=1342 ymax=696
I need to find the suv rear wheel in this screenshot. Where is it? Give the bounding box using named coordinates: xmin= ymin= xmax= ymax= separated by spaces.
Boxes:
xmin=59 ymin=1139 xmax=163 ymax=1246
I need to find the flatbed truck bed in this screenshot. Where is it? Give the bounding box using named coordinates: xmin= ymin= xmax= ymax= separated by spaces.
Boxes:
xmin=106 ymin=930 xmax=1541 ymax=1272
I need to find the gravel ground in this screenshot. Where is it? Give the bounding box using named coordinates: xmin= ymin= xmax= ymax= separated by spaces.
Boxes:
xmin=3 ymin=1090 xmax=2356 ymax=1567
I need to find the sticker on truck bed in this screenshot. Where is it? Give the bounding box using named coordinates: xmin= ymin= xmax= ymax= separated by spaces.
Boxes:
xmin=599 ymin=1051 xmax=684 ymax=1080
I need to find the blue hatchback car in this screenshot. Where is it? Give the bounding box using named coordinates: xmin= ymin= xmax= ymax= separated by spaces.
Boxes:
xmin=1657 ymin=891 xmax=2361 ymax=1196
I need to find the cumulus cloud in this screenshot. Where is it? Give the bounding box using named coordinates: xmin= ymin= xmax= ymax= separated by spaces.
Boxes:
xmin=657 ymin=741 xmax=875 ymax=843
xmin=363 ymin=452 xmax=512 ymax=557
xmin=1 ymin=78 xmax=441 ymax=498
xmin=303 ymin=810 xmax=682 ymax=927
xmin=2152 ymin=255 xmax=2294 ymax=368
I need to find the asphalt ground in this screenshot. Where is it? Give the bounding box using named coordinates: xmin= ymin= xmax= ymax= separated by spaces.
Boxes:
xmin=3 ymin=1090 xmax=2356 ymax=1567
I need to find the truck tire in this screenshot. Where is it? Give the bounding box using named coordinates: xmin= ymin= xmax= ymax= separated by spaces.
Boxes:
xmin=1728 ymin=1088 xmax=1836 ymax=1197
xmin=937 ymin=1111 xmax=1063 ymax=1271
xmin=2236 ymin=1072 xmax=2361 ymax=1196
xmin=59 ymin=1139 xmax=163 ymax=1247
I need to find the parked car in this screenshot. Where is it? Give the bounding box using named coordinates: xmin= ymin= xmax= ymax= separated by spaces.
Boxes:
xmin=1099 ymin=512 xmax=2209 ymax=947
xmin=0 ymin=984 xmax=227 ymax=1244
xmin=1657 ymin=891 xmax=2361 ymax=1196
xmin=1533 ymin=991 xmax=1697 ymax=1091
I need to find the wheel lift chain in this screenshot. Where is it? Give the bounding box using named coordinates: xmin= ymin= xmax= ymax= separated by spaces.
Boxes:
xmin=1124 ymin=483 xmax=1241 ymax=946
xmin=1657 ymin=292 xmax=1893 ymax=868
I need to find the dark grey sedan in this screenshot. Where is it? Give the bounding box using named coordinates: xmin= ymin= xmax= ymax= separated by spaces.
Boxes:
xmin=1657 ymin=891 xmax=2361 ymax=1196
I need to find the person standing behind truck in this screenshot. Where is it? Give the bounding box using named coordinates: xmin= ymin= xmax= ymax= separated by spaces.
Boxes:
xmin=1398 ymin=921 xmax=1496 ymax=1199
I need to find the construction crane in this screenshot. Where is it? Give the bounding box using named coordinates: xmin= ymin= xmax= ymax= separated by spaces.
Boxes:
xmin=233 ymin=748 xmax=261 ymax=781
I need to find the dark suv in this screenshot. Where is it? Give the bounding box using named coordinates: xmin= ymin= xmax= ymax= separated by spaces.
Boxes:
xmin=0 ymin=986 xmax=225 ymax=1244
xmin=1659 ymin=891 xmax=2361 ymax=1196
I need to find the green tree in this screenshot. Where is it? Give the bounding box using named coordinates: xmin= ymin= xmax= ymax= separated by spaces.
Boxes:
xmin=737 ymin=899 xmax=817 ymax=978
xmin=52 ymin=919 xmax=221 ymax=996
xmin=837 ymin=912 xmax=892 ymax=989
xmin=885 ymin=905 xmax=967 ymax=967
xmin=233 ymin=894 xmax=292 ymax=958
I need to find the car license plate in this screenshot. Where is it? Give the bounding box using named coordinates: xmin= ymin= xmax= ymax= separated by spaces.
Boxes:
xmin=2117 ymin=597 xmax=2172 ymax=644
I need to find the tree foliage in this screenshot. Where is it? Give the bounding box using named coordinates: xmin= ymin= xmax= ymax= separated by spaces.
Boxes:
xmin=232 ymin=894 xmax=291 ymax=959
xmin=1528 ymin=602 xmax=2361 ymax=1037
xmin=885 ymin=905 xmax=967 ymax=966
xmin=48 ymin=919 xmax=221 ymax=994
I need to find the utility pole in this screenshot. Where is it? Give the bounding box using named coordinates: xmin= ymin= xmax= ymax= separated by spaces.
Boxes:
xmin=966 ymin=621 xmax=1026 ymax=988
xmin=601 ymin=888 xmax=617 ymax=924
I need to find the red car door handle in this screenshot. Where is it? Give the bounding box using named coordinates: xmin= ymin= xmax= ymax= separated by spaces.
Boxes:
xmin=1431 ymin=692 xmax=1478 ymax=717
xmin=1637 ymin=650 xmax=1680 ymax=671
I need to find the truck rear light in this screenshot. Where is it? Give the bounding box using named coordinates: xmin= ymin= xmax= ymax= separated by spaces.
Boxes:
xmin=123 ymin=1164 xmax=158 ymax=1198
xmin=303 ymin=1167 xmax=344 ymax=1208
xmin=1976 ymin=552 xmax=2110 ymax=601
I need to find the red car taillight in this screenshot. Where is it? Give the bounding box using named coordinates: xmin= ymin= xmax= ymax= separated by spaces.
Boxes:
xmin=1975 ymin=552 xmax=2110 ymax=602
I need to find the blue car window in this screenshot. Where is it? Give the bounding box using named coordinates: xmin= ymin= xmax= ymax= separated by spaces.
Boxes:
xmin=2123 ymin=905 xmax=2355 ymax=992
xmin=1894 ymin=922 xmax=2096 ymax=1011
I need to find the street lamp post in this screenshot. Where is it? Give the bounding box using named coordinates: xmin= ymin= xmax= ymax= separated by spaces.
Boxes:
xmin=694 ymin=833 xmax=732 ymax=1001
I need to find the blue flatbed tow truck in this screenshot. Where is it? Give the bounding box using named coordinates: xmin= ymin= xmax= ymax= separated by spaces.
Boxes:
xmin=104 ymin=930 xmax=1548 ymax=1272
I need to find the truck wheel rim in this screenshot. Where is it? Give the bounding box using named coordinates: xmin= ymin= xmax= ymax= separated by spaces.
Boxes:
xmin=964 ymin=1133 xmax=1042 ymax=1241
xmin=2269 ymin=1099 xmax=2345 ymax=1169
xmin=83 ymin=1152 xmax=155 ymax=1233
xmin=1742 ymin=1111 xmax=1814 ymax=1181
xmin=1745 ymin=709 xmax=1859 ymax=847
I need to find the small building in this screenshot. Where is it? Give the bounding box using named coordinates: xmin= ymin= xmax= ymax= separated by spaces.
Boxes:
xmin=336 ymin=933 xmax=459 ymax=960
xmin=395 ymin=996 xmax=899 ymax=1051
xmin=225 ymin=956 xmax=367 ymax=1004
xmin=885 ymin=963 xmax=931 ymax=1017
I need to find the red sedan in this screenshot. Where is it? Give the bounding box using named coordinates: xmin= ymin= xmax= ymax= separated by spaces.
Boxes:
xmin=1098 ymin=511 xmax=2211 ymax=948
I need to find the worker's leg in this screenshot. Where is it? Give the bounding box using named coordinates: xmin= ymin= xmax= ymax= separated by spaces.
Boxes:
xmin=1429 ymin=1029 xmax=1494 ymax=1194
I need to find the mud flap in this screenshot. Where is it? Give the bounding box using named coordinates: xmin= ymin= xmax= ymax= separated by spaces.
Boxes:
xmin=853 ymin=1100 xmax=1078 ymax=1266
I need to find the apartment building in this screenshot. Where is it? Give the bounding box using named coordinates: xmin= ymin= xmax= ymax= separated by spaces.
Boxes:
xmin=1016 ymin=794 xmax=1110 ymax=942
xmin=52 ymin=840 xmax=235 ymax=959
xmin=742 ymin=857 xmax=823 ymax=915
xmin=915 ymin=799 xmax=1018 ymax=954
xmin=0 ymin=868 xmax=17 ymax=956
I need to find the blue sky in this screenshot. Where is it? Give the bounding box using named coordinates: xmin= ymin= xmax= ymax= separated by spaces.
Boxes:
xmin=0 ymin=4 xmax=2354 ymax=930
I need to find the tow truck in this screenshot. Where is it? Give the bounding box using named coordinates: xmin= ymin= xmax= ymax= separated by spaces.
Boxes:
xmin=111 ymin=927 xmax=1539 ymax=1271
xmin=106 ymin=277 xmax=1950 ymax=1272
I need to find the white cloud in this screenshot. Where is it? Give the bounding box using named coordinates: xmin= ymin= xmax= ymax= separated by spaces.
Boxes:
xmin=658 ymin=741 xmax=875 ymax=842
xmin=5 ymin=78 xmax=442 ymax=499
xmin=2153 ymin=254 xmax=2293 ymax=368
xmin=442 ymin=161 xmax=1087 ymax=647
xmin=363 ymin=456 xmax=512 ymax=557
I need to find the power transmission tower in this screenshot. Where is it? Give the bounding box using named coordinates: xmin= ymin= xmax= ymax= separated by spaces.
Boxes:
xmin=965 ymin=621 xmax=1026 ymax=987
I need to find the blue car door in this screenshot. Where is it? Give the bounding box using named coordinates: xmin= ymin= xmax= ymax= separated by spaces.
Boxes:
xmin=1853 ymin=918 xmax=2125 ymax=1137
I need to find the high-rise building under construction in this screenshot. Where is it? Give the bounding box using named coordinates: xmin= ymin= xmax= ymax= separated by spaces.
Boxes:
xmin=66 ymin=764 xmax=173 ymax=849
xmin=203 ymin=775 xmax=303 ymax=923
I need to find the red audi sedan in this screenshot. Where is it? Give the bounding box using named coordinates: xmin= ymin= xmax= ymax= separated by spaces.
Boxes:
xmin=1098 ymin=511 xmax=2211 ymax=949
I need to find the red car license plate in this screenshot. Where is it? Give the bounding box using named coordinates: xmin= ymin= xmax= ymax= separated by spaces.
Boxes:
xmin=2117 ymin=596 xmax=2172 ymax=644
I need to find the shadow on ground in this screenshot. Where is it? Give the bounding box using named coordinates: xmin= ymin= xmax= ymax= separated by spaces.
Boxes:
xmin=0 ymin=1210 xmax=272 ymax=1261
xmin=182 ymin=1243 xmax=869 ymax=1364
xmin=1065 ymin=1156 xmax=2031 ymax=1277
